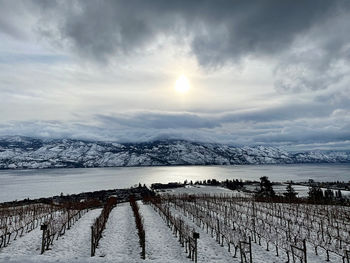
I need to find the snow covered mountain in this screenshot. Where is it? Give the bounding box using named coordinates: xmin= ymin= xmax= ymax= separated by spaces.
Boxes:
xmin=0 ymin=136 xmax=349 ymax=169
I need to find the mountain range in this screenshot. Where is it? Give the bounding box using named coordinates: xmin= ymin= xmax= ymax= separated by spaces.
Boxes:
xmin=0 ymin=136 xmax=349 ymax=169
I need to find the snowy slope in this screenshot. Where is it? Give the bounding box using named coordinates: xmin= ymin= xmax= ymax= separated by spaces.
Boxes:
xmin=139 ymin=203 xmax=191 ymax=262
xmin=0 ymin=136 xmax=349 ymax=169
xmin=168 ymin=203 xmax=343 ymax=263
xmin=44 ymin=208 xmax=102 ymax=259
xmin=0 ymin=202 xmax=345 ymax=263
xmin=0 ymin=209 xmax=101 ymax=263
xmin=95 ymin=203 xmax=141 ymax=260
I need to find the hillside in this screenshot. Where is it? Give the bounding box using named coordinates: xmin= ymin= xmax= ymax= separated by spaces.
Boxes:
xmin=0 ymin=194 xmax=347 ymax=263
xmin=0 ymin=136 xmax=349 ymax=169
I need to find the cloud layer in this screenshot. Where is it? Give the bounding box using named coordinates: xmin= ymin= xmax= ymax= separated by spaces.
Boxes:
xmin=28 ymin=0 xmax=350 ymax=92
xmin=0 ymin=0 xmax=350 ymax=150
xmin=31 ymin=1 xmax=348 ymax=65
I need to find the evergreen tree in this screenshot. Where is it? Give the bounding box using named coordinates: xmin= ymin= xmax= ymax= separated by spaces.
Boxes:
xmin=283 ymin=182 xmax=297 ymax=201
xmin=308 ymin=184 xmax=324 ymax=203
xmin=256 ymin=176 xmax=275 ymax=199
xmin=324 ymin=188 xmax=334 ymax=201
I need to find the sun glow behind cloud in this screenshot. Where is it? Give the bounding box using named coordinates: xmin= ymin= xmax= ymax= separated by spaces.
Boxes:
xmin=175 ymin=75 xmax=190 ymax=94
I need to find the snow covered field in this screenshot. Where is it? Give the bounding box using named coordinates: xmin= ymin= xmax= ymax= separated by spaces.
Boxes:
xmin=156 ymin=185 xmax=240 ymax=196
xmin=95 ymin=203 xmax=140 ymax=260
xmin=2 ymin=202 xmax=245 ymax=263
xmin=0 ymin=209 xmax=102 ymax=263
xmin=166 ymin=198 xmax=345 ymax=263
xmin=1 ymin=196 xmax=348 ymax=263
xmin=156 ymin=184 xmax=350 ymax=198
xmin=1 ymin=182 xmax=349 ymax=263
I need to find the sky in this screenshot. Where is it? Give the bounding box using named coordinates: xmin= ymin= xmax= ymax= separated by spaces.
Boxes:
xmin=0 ymin=0 xmax=350 ymax=151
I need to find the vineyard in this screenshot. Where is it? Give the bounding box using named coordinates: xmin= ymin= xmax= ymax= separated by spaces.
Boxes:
xmin=0 ymin=203 xmax=60 ymax=249
xmin=0 ymin=193 xmax=349 ymax=263
xmin=158 ymin=194 xmax=350 ymax=262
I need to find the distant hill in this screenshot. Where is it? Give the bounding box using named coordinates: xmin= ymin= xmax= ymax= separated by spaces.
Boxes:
xmin=0 ymin=136 xmax=349 ymax=169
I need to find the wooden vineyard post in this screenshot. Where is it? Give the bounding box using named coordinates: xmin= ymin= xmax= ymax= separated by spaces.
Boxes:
xmin=180 ymin=220 xmax=184 ymax=246
xmin=2 ymin=230 xmax=7 ymax=248
xmin=141 ymin=229 xmax=146 ymax=260
xmin=67 ymin=209 xmax=71 ymax=230
xmin=40 ymin=224 xmax=47 ymax=254
xmin=249 ymin=236 xmax=252 ymax=263
xmin=252 ymin=202 xmax=256 ymax=243
xmin=303 ymin=239 xmax=307 ymax=263
xmin=291 ymin=239 xmax=307 ymax=263
xmin=240 ymin=241 xmax=243 ymax=263
xmin=91 ymin=226 xmax=94 ymax=257
xmin=217 ymin=218 xmax=220 ymax=243
xmin=193 ymin=232 xmax=199 ymax=263
xmin=239 ymin=237 xmax=253 ymax=263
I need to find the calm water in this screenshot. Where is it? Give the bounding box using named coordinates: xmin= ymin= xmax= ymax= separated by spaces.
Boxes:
xmin=0 ymin=164 xmax=349 ymax=202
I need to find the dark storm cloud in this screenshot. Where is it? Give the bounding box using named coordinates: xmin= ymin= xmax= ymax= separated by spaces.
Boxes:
xmin=31 ymin=0 xmax=346 ymax=64
xmin=273 ymin=15 xmax=350 ymax=93
xmin=190 ymin=0 xmax=341 ymax=66
xmin=28 ymin=0 xmax=350 ymax=92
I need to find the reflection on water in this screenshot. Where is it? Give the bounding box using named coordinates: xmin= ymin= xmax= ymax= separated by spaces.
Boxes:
xmin=0 ymin=164 xmax=349 ymax=202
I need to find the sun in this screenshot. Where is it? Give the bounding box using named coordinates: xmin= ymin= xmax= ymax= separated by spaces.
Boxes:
xmin=175 ymin=75 xmax=190 ymax=93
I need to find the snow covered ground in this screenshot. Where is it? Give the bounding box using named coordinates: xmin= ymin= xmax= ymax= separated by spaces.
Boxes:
xmin=0 ymin=223 xmax=43 ymax=260
xmin=156 ymin=185 xmax=242 ymax=196
xmin=168 ymin=184 xmax=350 ymax=198
xmin=166 ymin=202 xmax=284 ymax=263
xmin=95 ymin=203 xmax=140 ymax=261
xmin=44 ymin=208 xmax=102 ymax=259
xmin=245 ymin=184 xmax=350 ymax=197
xmin=0 ymin=199 xmax=346 ymax=262
xmin=0 ymin=209 xmax=101 ymax=263
xmin=139 ymin=202 xmax=190 ymax=263
xmin=168 ymin=204 xmax=343 ymax=263
xmin=167 ymin=206 xmax=238 ymax=263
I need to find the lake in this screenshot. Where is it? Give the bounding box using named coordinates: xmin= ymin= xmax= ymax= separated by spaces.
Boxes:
xmin=0 ymin=163 xmax=349 ymax=202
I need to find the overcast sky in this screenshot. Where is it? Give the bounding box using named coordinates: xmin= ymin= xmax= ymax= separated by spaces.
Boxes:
xmin=0 ymin=0 xmax=350 ymax=150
